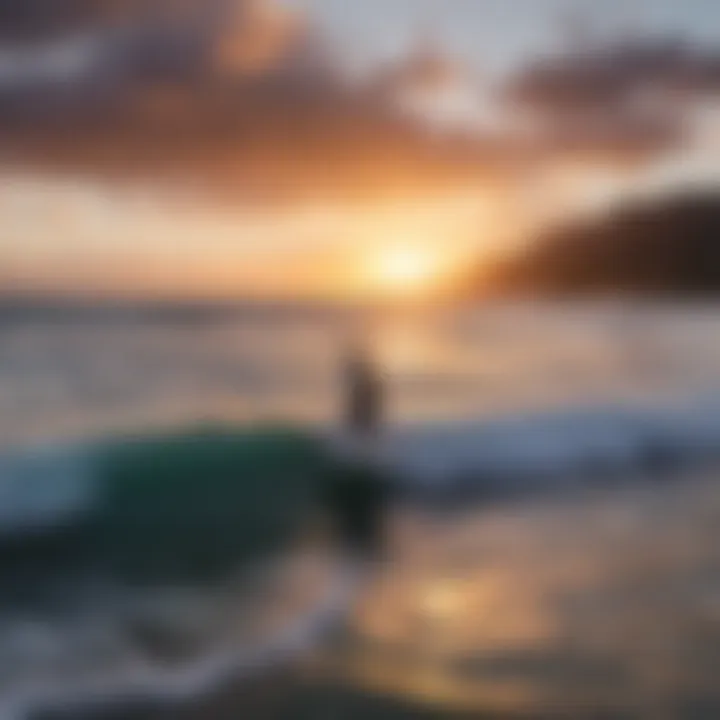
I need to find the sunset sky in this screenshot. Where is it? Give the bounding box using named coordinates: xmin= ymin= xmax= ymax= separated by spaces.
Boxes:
xmin=0 ymin=0 xmax=718 ymax=300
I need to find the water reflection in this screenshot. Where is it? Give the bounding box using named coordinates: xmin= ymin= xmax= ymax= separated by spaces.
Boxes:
xmin=337 ymin=474 xmax=720 ymax=716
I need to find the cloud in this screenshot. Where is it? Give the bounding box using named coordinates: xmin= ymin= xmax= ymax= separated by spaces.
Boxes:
xmin=504 ymin=36 xmax=720 ymax=159
xmin=0 ymin=32 xmax=103 ymax=87
xmin=0 ymin=5 xmax=716 ymax=202
xmin=0 ymin=1 xmax=209 ymax=40
xmin=0 ymin=1 xmax=321 ymax=93
xmin=507 ymin=36 xmax=720 ymax=110
xmin=0 ymin=1 xmax=506 ymax=203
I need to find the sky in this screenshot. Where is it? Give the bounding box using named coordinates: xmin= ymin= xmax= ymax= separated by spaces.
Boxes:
xmin=0 ymin=0 xmax=718 ymax=300
xmin=286 ymin=0 xmax=720 ymax=74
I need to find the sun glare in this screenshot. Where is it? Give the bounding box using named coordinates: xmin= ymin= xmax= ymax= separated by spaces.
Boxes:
xmin=374 ymin=246 xmax=439 ymax=295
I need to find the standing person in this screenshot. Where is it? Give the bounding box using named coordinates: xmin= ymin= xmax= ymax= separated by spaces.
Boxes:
xmin=343 ymin=341 xmax=384 ymax=443
xmin=322 ymin=341 xmax=390 ymax=560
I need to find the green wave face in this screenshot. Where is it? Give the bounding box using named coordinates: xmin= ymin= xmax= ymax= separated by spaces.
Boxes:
xmin=0 ymin=427 xmax=334 ymax=587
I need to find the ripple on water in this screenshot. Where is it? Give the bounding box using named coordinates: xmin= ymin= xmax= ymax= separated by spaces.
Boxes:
xmin=342 ymin=473 xmax=720 ymax=716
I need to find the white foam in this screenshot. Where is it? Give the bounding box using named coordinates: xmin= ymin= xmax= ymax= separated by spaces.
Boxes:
xmin=378 ymin=399 xmax=720 ymax=490
xmin=0 ymin=559 xmax=364 ymax=720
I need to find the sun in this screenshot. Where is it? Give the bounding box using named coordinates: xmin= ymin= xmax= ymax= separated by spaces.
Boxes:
xmin=373 ymin=246 xmax=439 ymax=295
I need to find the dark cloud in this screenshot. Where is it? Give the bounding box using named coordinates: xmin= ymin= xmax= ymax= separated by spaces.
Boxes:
xmin=0 ymin=0 xmax=105 ymax=40
xmin=508 ymin=39 xmax=720 ymax=109
xmin=0 ymin=1 xmax=504 ymax=200
xmin=0 ymin=1 xmax=212 ymax=41
xmin=0 ymin=5 xmax=715 ymax=199
xmin=504 ymin=36 xmax=720 ymax=158
xmin=0 ymin=1 xmax=290 ymax=93
xmin=0 ymin=2 xmax=330 ymax=139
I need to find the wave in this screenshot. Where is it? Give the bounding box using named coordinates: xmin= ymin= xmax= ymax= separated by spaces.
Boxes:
xmin=0 ymin=555 xmax=364 ymax=720
xmin=1 ymin=402 xmax=720 ymax=717
xmin=0 ymin=428 xmax=329 ymax=582
xmin=378 ymin=396 xmax=720 ymax=494
xmin=0 ymin=445 xmax=96 ymax=536
xmin=0 ymin=427 xmax=365 ymax=719
xmin=3 ymin=397 xmax=720 ymax=540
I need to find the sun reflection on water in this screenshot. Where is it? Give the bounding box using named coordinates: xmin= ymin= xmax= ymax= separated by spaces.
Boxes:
xmin=333 ymin=476 xmax=720 ymax=716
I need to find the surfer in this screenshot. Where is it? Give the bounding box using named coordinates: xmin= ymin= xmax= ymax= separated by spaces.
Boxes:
xmin=321 ymin=341 xmax=390 ymax=560
xmin=343 ymin=340 xmax=384 ymax=442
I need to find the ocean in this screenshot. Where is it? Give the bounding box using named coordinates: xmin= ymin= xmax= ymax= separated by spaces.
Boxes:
xmin=3 ymin=300 xmax=720 ymax=719
xmin=4 ymin=300 xmax=720 ymax=449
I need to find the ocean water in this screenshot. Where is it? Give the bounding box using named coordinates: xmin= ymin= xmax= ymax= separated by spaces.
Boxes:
xmin=3 ymin=300 xmax=720 ymax=718
xmin=3 ymin=300 xmax=720 ymax=449
xmin=345 ymin=471 xmax=720 ymax=717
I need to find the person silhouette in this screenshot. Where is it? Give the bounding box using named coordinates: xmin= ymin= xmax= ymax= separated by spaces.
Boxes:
xmin=342 ymin=341 xmax=384 ymax=443
xmin=320 ymin=340 xmax=390 ymax=559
